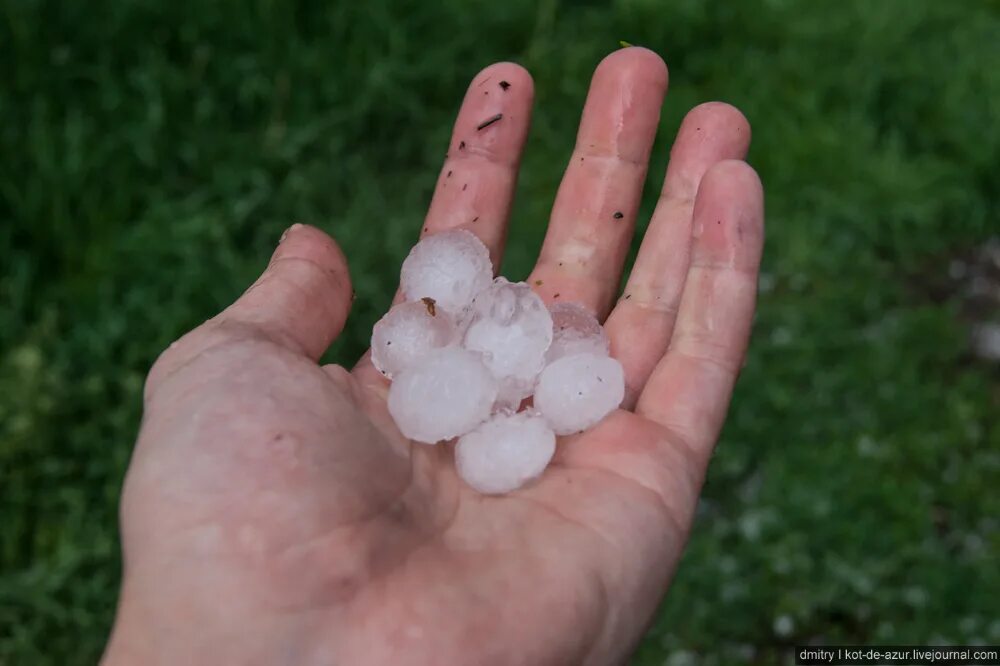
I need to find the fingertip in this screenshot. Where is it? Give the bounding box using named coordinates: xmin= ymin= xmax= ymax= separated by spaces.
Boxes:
xmin=465 ymin=62 xmax=535 ymax=117
xmin=275 ymin=222 xmax=344 ymax=262
xmin=447 ymin=61 xmax=535 ymax=169
xmin=597 ymin=46 xmax=669 ymax=88
xmin=573 ymin=45 xmax=668 ymax=164
xmin=683 ymin=102 xmax=751 ymax=144
xmin=470 ymin=61 xmax=534 ymax=96
xmin=699 ymin=159 xmax=763 ymax=211
xmin=692 ymin=160 xmax=765 ymax=268
xmin=273 ymin=223 xmax=350 ymax=282
xmin=227 ymin=224 xmax=354 ymax=359
xmin=662 ymin=103 xmax=752 ymax=199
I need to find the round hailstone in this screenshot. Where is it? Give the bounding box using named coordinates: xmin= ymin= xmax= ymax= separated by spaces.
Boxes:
xmin=388 ymin=347 xmax=498 ymax=444
xmin=455 ymin=411 xmax=556 ymax=494
xmin=534 ymin=352 xmax=625 ymax=435
xmin=546 ymin=302 xmax=610 ymax=363
xmin=371 ymin=300 xmax=458 ymax=378
xmin=462 ymin=278 xmax=553 ymax=404
xmin=400 ymin=229 xmax=493 ymax=312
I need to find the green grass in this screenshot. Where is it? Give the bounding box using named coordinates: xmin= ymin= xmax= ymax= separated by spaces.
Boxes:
xmin=2 ymin=1 xmax=998 ymax=663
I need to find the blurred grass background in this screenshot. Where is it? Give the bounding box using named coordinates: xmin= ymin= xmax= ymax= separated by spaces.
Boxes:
xmin=2 ymin=0 xmax=998 ymax=663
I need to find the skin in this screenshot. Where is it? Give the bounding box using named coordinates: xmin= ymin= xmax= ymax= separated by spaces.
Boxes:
xmin=103 ymin=48 xmax=764 ymax=666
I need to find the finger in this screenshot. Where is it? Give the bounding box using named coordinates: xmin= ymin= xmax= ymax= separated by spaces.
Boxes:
xmin=220 ymin=223 xmax=353 ymax=360
xmin=356 ymin=64 xmax=533 ymax=387
xmin=420 ymin=62 xmax=534 ymax=268
xmin=604 ymin=102 xmax=750 ymax=406
xmin=145 ymin=224 xmax=352 ymax=399
xmin=636 ymin=160 xmax=764 ymax=466
xmin=527 ymin=47 xmax=667 ymax=316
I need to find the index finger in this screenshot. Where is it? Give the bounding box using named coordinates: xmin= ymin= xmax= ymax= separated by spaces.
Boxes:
xmin=420 ymin=62 xmax=535 ymax=268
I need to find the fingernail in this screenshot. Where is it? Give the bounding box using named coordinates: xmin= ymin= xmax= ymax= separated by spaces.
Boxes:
xmin=279 ymin=223 xmax=304 ymax=243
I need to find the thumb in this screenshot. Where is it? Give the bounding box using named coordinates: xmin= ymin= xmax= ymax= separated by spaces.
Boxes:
xmin=220 ymin=223 xmax=353 ymax=360
xmin=145 ymin=224 xmax=352 ymax=401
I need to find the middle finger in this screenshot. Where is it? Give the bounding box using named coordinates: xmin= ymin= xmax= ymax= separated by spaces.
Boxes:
xmin=527 ymin=47 xmax=668 ymax=317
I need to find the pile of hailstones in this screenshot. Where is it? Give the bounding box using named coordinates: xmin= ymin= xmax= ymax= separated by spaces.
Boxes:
xmin=372 ymin=230 xmax=624 ymax=495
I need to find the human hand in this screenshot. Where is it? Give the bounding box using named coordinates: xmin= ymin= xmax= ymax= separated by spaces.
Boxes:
xmin=103 ymin=48 xmax=763 ymax=666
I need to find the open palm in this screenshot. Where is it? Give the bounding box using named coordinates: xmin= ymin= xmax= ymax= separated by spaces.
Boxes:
xmin=104 ymin=48 xmax=763 ymax=666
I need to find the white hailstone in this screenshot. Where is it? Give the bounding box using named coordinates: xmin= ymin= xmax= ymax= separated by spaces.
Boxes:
xmin=455 ymin=411 xmax=556 ymax=494
xmin=370 ymin=300 xmax=458 ymax=378
xmin=546 ymin=302 xmax=610 ymax=363
xmin=462 ymin=278 xmax=553 ymax=404
xmin=400 ymin=229 xmax=493 ymax=312
xmin=534 ymin=352 xmax=624 ymax=435
xmin=388 ymin=347 xmax=498 ymax=444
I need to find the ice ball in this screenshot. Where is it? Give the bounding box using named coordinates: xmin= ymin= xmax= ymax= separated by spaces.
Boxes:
xmin=387 ymin=347 xmax=498 ymax=444
xmin=455 ymin=411 xmax=556 ymax=494
xmin=546 ymin=302 xmax=610 ymax=363
xmin=371 ymin=300 xmax=458 ymax=378
xmin=534 ymin=352 xmax=624 ymax=435
xmin=462 ymin=278 xmax=553 ymax=404
xmin=400 ymin=229 xmax=493 ymax=312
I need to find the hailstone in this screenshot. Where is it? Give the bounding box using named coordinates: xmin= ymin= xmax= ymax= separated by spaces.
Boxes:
xmin=387 ymin=347 xmax=498 ymax=444
xmin=534 ymin=352 xmax=624 ymax=435
xmin=455 ymin=411 xmax=556 ymax=494
xmin=371 ymin=300 xmax=458 ymax=378
xmin=400 ymin=229 xmax=493 ymax=312
xmin=546 ymin=302 xmax=610 ymax=363
xmin=462 ymin=278 xmax=553 ymax=405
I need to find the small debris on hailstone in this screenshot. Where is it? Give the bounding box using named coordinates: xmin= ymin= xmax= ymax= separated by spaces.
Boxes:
xmin=371 ymin=301 xmax=458 ymax=378
xmin=400 ymin=229 xmax=493 ymax=312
